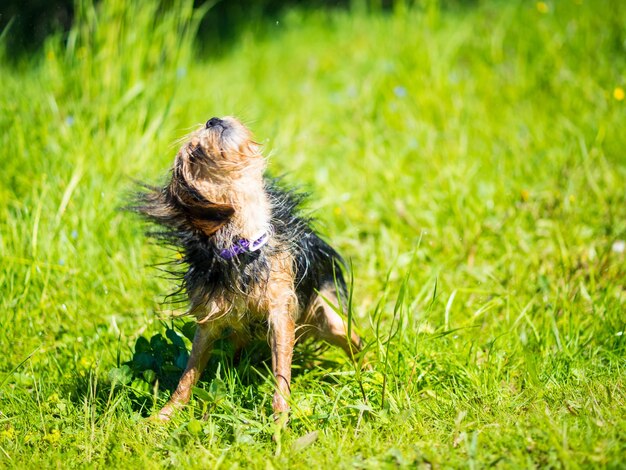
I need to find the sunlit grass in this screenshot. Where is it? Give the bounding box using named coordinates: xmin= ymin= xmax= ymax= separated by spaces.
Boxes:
xmin=1 ymin=0 xmax=625 ymax=467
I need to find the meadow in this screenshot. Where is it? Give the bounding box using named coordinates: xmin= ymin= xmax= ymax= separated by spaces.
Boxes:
xmin=1 ymin=0 xmax=625 ymax=467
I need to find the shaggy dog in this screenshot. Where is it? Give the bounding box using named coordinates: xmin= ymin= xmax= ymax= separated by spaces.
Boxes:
xmin=133 ymin=116 xmax=362 ymax=420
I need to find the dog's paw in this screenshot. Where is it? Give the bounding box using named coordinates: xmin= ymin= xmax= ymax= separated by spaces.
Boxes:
xmin=150 ymin=404 xmax=175 ymax=422
xmin=272 ymin=392 xmax=290 ymax=415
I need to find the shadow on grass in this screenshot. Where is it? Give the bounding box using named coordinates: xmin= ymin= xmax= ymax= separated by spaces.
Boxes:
xmin=67 ymin=321 xmax=347 ymax=418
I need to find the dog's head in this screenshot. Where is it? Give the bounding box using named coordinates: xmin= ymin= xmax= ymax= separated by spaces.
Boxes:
xmin=182 ymin=116 xmax=262 ymax=168
xmin=166 ymin=117 xmax=264 ymax=236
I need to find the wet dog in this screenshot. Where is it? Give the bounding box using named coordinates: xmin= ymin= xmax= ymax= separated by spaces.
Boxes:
xmin=133 ymin=116 xmax=362 ymax=420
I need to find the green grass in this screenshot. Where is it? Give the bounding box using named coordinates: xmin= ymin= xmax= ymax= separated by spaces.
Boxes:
xmin=1 ymin=0 xmax=625 ymax=467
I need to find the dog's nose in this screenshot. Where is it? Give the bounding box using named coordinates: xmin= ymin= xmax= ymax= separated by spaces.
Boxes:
xmin=205 ymin=117 xmax=223 ymax=129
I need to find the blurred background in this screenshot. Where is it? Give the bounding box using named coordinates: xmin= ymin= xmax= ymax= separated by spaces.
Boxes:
xmin=1 ymin=0 xmax=625 ymax=466
xmin=1 ymin=0 xmax=443 ymax=56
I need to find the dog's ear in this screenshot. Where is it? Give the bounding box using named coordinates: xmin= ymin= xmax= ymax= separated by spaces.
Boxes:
xmin=184 ymin=200 xmax=235 ymax=236
xmin=168 ymin=179 xmax=234 ymax=236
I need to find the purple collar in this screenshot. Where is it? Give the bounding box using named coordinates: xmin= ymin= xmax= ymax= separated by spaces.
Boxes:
xmin=219 ymin=232 xmax=269 ymax=260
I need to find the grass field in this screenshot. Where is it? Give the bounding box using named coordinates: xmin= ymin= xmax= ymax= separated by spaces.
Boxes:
xmin=1 ymin=0 xmax=625 ymax=467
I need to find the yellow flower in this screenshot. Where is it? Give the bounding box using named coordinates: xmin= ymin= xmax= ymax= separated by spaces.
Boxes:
xmin=614 ymin=87 xmax=625 ymax=101
xmin=536 ymin=2 xmax=549 ymax=13
xmin=0 ymin=426 xmax=15 ymax=441
xmin=520 ymin=189 xmax=530 ymax=202
xmin=44 ymin=429 xmax=62 ymax=445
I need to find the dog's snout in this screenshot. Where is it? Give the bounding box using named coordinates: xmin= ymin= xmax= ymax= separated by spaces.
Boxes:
xmin=205 ymin=117 xmax=223 ymax=129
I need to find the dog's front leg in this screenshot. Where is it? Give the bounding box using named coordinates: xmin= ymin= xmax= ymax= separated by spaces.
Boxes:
xmin=269 ymin=309 xmax=295 ymax=420
xmin=157 ymin=322 xmax=217 ymax=420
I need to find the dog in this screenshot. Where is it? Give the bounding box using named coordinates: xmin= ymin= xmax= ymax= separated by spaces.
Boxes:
xmin=133 ymin=116 xmax=362 ymax=421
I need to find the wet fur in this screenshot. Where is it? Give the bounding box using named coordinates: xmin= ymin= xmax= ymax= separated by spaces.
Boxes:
xmin=130 ymin=116 xmax=361 ymax=420
xmin=132 ymin=178 xmax=348 ymax=322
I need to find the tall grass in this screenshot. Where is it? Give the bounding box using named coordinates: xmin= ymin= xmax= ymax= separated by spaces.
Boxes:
xmin=1 ymin=0 xmax=625 ymax=467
